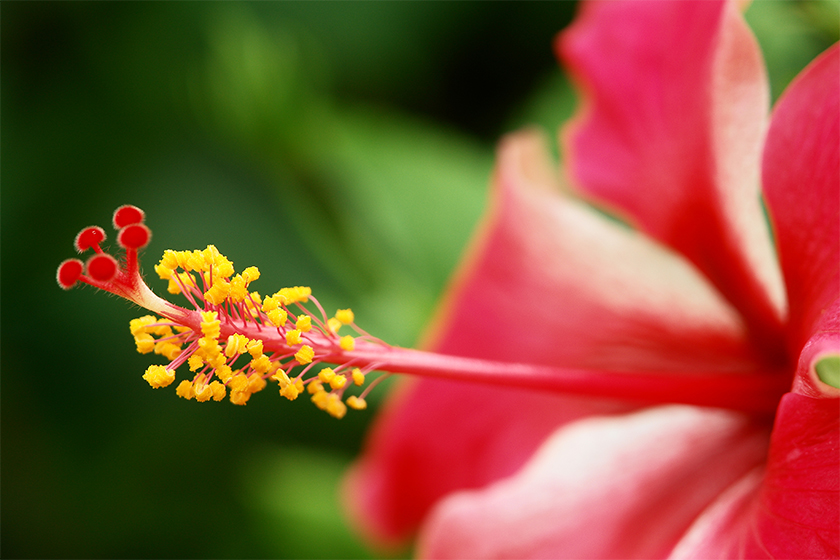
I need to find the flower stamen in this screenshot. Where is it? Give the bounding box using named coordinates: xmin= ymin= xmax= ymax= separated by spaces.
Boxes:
xmin=59 ymin=206 xmax=790 ymax=418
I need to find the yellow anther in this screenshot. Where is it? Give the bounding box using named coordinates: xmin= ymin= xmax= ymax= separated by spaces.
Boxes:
xmin=200 ymin=311 xmax=221 ymax=339
xmin=201 ymin=245 xmax=234 ymax=278
xmin=154 ymin=263 xmax=174 ymax=280
xmin=176 ymin=380 xmax=195 ymax=400
xmin=204 ymin=282 xmax=230 ymax=306
xmin=272 ymin=370 xmax=292 ymax=387
xmin=174 ymin=250 xmax=194 ymax=271
xmin=150 ymin=324 xmax=173 ymax=337
xmin=188 ymin=355 xmax=204 ymax=372
xmin=286 ymin=329 xmax=302 ymax=346
xmin=229 ymin=374 xmax=249 ymax=393
xmin=186 ymin=250 xmax=206 ymax=272
xmin=207 ymin=352 xmax=227 ymax=369
xmin=267 ymin=308 xmax=287 ymax=328
xmin=327 ymin=317 xmax=342 ymax=333
xmin=295 ymin=345 xmax=314 ymax=365
xmin=142 ymin=365 xmax=175 ymax=388
xmin=335 ymin=309 xmax=354 ymax=325
xmin=308 ymin=380 xmax=324 ymax=395
xmin=340 ymin=335 xmax=355 ymax=351
xmin=229 ymin=390 xmax=251 ymax=405
xmin=311 ymin=389 xmax=329 ymax=410
xmin=277 ymin=286 xmax=311 ymax=304
xmin=159 ymin=249 xmax=180 ymax=271
xmin=197 ymin=336 xmax=220 ymax=359
xmin=318 ymin=367 xmax=336 ymax=384
xmin=352 ymin=368 xmax=365 ymax=386
xmin=216 ymin=364 xmax=234 ymax=383
xmin=242 ymin=266 xmax=260 ymax=283
xmin=130 ymin=315 xmax=158 ymax=336
xmin=346 ymin=396 xmax=367 ymax=410
xmin=326 ymin=394 xmax=347 ymax=419
xmin=247 ymin=374 xmax=267 ymax=393
xmin=246 ymin=339 xmax=264 ymax=358
xmin=155 ymin=341 xmax=182 ymax=361
xmin=250 ymin=355 xmax=272 ymax=374
xmin=195 ymin=380 xmax=214 ymax=402
xmin=225 ymin=334 xmax=249 ymax=357
xmin=261 ymin=296 xmax=280 ymax=312
xmin=280 ymin=382 xmax=301 ymax=400
xmin=229 ymin=275 xmax=249 ymax=302
xmin=296 ymin=315 xmax=312 ymax=332
xmin=134 ymin=333 xmax=155 ymax=354
xmin=329 ymin=374 xmax=347 ymax=390
xmin=210 ymin=381 xmax=226 ymax=402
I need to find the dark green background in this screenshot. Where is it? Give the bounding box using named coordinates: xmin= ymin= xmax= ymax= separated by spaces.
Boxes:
xmin=2 ymin=1 xmax=836 ymax=558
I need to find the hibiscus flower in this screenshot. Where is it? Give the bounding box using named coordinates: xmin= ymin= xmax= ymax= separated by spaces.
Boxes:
xmin=343 ymin=1 xmax=839 ymax=557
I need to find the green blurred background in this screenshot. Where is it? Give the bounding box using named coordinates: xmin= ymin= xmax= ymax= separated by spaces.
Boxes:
xmin=2 ymin=2 xmax=836 ymax=558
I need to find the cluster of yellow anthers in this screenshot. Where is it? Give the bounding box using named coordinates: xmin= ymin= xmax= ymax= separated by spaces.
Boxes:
xmin=57 ymin=206 xmax=385 ymax=419
xmin=135 ymin=247 xmax=378 ymax=417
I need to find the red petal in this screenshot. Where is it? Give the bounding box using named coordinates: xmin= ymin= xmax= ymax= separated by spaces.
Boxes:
xmin=344 ymin=382 xmax=630 ymax=547
xmin=427 ymin=130 xmax=758 ymax=373
xmin=559 ymin=0 xmax=786 ymax=355
xmin=670 ymin=394 xmax=839 ymax=558
xmin=345 ymin=131 xmax=760 ymax=545
xmin=418 ymin=406 xmax=768 ymax=559
xmin=762 ymin=44 xmax=840 ymax=354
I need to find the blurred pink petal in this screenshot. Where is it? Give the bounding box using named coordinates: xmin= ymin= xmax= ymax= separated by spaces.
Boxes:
xmin=559 ymin=0 xmax=786 ymax=355
xmin=419 ymin=406 xmax=768 ymax=560
xmin=762 ymin=45 xmax=840 ymax=354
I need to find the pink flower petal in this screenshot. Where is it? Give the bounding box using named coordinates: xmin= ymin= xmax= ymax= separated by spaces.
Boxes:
xmin=343 ymin=381 xmax=631 ymax=547
xmin=762 ymin=44 xmax=840 ymax=354
xmin=426 ymin=130 xmax=758 ymax=373
xmin=559 ymin=0 xmax=786 ymax=355
xmin=418 ymin=406 xmax=769 ymax=559
xmin=344 ymin=130 xmax=761 ymax=545
xmin=670 ymin=393 xmax=839 ymax=559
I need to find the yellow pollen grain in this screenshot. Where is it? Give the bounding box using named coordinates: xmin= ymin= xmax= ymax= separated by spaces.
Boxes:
xmin=143 ymin=365 xmax=175 ymax=388
xmin=286 ymin=329 xmax=302 ymax=346
xmin=296 ymin=315 xmax=312 ymax=332
xmin=247 ymin=374 xmax=267 ymax=393
xmin=134 ymin=333 xmax=155 ymax=354
xmin=250 ymin=355 xmax=272 ymax=374
xmin=188 ymin=355 xmax=204 ymax=372
xmin=335 ymin=309 xmax=354 ymax=325
xmin=176 ymin=380 xmax=195 ymax=400
xmin=225 ymin=334 xmax=249 ymax=357
xmin=210 ymin=381 xmax=226 ymax=401
xmin=242 ymin=266 xmax=260 ymax=283
xmin=318 ymin=368 xmax=336 ymax=384
xmin=267 ymin=308 xmax=287 ymax=327
xmin=329 ymin=374 xmax=346 ymax=390
xmin=246 ymin=339 xmax=264 ymax=358
xmin=308 ymin=380 xmax=324 ymax=395
xmin=229 ymin=390 xmax=251 ymax=405
xmin=295 ymin=345 xmax=315 ymax=365
xmin=339 ymin=335 xmax=355 ymax=351
xmin=352 ymin=368 xmax=365 ymax=386
xmin=346 ymin=396 xmax=367 ymax=410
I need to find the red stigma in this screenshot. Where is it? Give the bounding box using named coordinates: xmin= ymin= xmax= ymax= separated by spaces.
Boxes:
xmin=113 ymin=205 xmax=145 ymax=229
xmin=57 ymin=259 xmax=84 ymax=289
xmin=74 ymin=226 xmax=107 ymax=253
xmin=86 ymin=254 xmax=119 ymax=282
xmin=118 ymin=224 xmax=151 ymax=249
